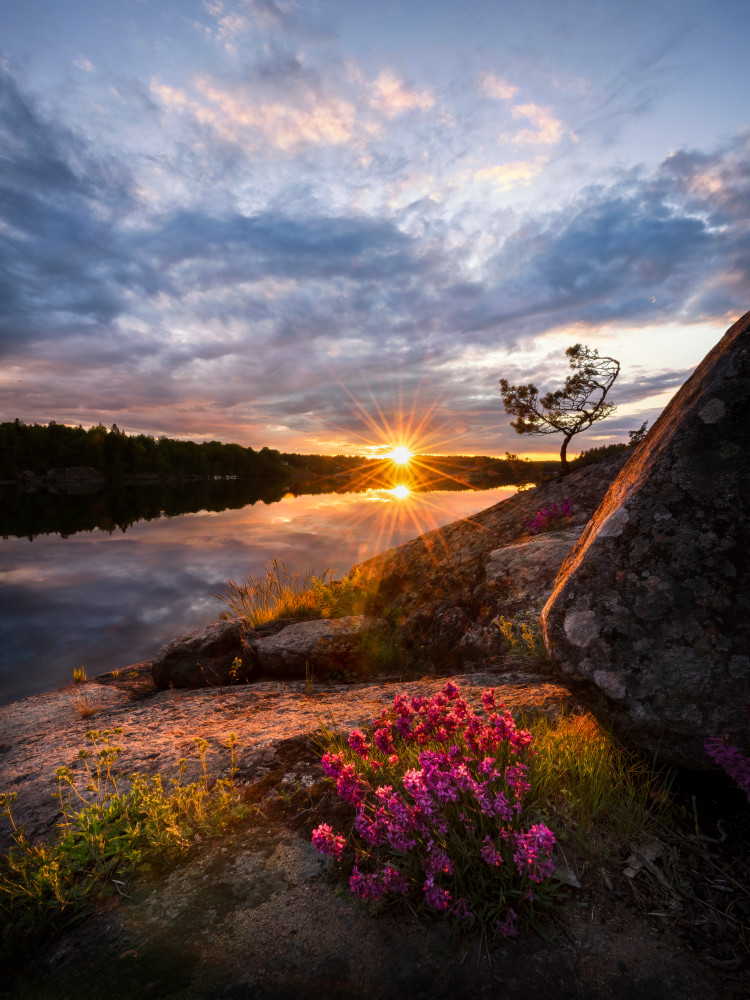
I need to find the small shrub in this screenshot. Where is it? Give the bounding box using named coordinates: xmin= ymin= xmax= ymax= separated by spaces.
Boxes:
xmin=0 ymin=729 xmax=253 ymax=933
xmin=311 ymin=682 xmax=561 ymax=940
xmin=72 ymin=666 xmax=87 ymax=684
xmin=525 ymin=499 xmax=572 ymax=534
xmin=568 ymin=442 xmax=629 ymax=470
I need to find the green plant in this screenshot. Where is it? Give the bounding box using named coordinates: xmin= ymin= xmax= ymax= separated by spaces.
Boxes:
xmin=72 ymin=666 xmax=87 ymax=684
xmin=0 ymin=729 xmax=253 ymax=934
xmin=305 ymin=662 xmax=315 ymax=697
xmin=494 ymin=612 xmax=547 ymax=666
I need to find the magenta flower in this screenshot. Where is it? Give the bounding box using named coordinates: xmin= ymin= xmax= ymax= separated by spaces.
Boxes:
xmin=311 ymin=823 xmax=347 ymax=861
xmin=348 ymin=729 xmax=371 ymax=758
xmin=499 ymin=908 xmax=519 ymax=938
xmin=313 ymin=680 xmax=556 ymax=935
xmin=705 ymin=736 xmax=750 ymax=801
xmin=374 ymin=726 xmax=395 ymax=755
xmin=480 ymin=836 xmax=503 ymax=867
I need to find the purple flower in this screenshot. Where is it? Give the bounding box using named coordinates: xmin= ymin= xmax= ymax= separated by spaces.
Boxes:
xmin=380 ymin=866 xmax=409 ymax=895
xmin=320 ymin=751 xmax=344 ymax=777
xmin=348 ymin=729 xmax=371 ymax=758
xmin=424 ymin=845 xmax=454 ymax=876
xmin=423 ymin=875 xmax=452 ymax=911
xmin=499 ymin=908 xmax=519 ymax=938
xmin=480 ymin=836 xmax=503 ymax=867
xmin=311 ymin=823 xmax=346 ymax=861
xmin=452 ymin=897 xmax=473 ymax=919
xmin=350 ymin=863 xmax=384 ymax=901
xmin=705 ymin=736 xmax=750 ymax=801
xmin=374 ymin=727 xmax=395 ymax=755
xmin=513 ymin=824 xmax=555 ymax=882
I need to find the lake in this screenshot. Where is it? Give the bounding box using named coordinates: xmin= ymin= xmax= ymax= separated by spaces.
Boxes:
xmin=0 ymin=483 xmax=515 ymax=705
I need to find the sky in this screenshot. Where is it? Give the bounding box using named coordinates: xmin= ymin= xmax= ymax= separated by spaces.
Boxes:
xmin=1 ymin=0 xmax=748 ymax=459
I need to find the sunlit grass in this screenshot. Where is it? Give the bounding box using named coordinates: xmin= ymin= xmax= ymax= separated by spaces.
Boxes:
xmin=214 ymin=559 xmax=369 ymax=626
xmin=523 ymin=710 xmax=673 ymax=862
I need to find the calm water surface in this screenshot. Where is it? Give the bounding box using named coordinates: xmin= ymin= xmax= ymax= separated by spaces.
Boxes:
xmin=0 ymin=485 xmax=515 ymax=705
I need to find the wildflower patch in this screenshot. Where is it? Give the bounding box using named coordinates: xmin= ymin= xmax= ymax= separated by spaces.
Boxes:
xmin=312 ymin=682 xmax=560 ymax=938
xmin=526 ymin=499 xmax=572 ymax=534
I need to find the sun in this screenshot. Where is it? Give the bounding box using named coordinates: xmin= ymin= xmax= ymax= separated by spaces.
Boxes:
xmin=391 ymin=484 xmax=410 ymax=499
xmin=389 ymin=446 xmax=412 ymax=465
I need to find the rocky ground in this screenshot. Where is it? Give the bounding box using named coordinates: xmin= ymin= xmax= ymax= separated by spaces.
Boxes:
xmin=1 ymin=665 xmax=748 ymax=1000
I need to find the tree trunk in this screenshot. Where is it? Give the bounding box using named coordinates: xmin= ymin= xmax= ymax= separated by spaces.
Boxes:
xmin=559 ymin=434 xmax=572 ymax=473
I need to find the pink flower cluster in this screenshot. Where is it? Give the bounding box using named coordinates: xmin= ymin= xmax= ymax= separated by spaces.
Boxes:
xmin=526 ymin=498 xmax=572 ymax=534
xmin=311 ymin=681 xmax=556 ymax=933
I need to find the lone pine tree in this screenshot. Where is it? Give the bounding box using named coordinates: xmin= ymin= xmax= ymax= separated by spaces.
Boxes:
xmin=499 ymin=344 xmax=620 ymax=473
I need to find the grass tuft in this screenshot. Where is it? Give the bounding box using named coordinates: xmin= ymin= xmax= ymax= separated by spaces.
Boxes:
xmin=214 ymin=559 xmax=370 ymax=627
xmin=71 ymin=666 xmax=87 ymax=684
xmin=70 ymin=693 xmax=97 ymax=719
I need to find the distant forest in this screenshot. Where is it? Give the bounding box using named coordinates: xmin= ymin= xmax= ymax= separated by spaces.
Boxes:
xmin=0 ymin=419 xmax=363 ymax=481
xmin=0 ymin=419 xmax=627 ymax=489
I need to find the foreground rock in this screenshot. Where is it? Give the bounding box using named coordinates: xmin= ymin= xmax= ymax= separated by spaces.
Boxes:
xmin=542 ymin=312 xmax=750 ymax=769
xmin=152 ymin=619 xmax=254 ymax=688
xmin=152 ymin=616 xmax=390 ymax=689
xmin=252 ymin=615 xmax=388 ymax=679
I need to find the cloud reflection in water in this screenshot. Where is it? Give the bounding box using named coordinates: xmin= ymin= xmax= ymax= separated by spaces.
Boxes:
xmin=0 ymin=486 xmax=515 ymax=704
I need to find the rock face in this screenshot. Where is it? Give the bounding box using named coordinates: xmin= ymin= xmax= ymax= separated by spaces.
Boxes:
xmin=542 ymin=312 xmax=750 ymax=769
xmin=356 ymin=454 xmax=629 ymax=665
xmin=485 ymin=527 xmax=584 ymax=605
xmin=252 ymin=615 xmax=388 ymax=679
xmin=151 ymin=620 xmax=252 ymax=688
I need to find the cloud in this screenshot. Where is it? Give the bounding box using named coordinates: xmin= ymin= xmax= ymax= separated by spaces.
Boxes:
xmin=478 ymin=72 xmax=518 ymax=102
xmin=467 ymin=135 xmax=750 ymax=337
xmin=370 ymin=70 xmax=435 ymax=118
xmin=2 ymin=59 xmax=749 ymax=457
xmin=150 ymin=55 xmax=378 ymax=152
xmin=0 ymin=67 xmax=136 ymax=352
xmin=73 ymin=56 xmax=94 ymax=72
xmin=475 ymin=157 xmax=548 ymax=190
xmin=506 ymin=101 xmax=572 ymax=145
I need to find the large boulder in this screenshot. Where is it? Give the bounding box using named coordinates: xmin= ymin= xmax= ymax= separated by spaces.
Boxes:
xmin=152 ymin=620 xmax=253 ymax=688
xmin=252 ymin=615 xmax=388 ymax=679
xmin=541 ymin=312 xmax=750 ymax=769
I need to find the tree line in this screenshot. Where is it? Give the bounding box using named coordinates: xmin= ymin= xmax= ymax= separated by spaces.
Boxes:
xmin=0 ymin=420 xmax=363 ymax=482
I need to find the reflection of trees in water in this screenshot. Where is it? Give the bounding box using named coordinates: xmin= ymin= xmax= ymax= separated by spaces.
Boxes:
xmin=0 ymin=479 xmax=292 ymax=541
xmin=0 ymin=473 xmax=509 ymax=541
